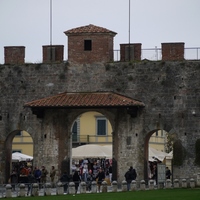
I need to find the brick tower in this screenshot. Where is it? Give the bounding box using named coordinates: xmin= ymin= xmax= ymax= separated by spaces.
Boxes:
xmin=64 ymin=24 xmax=117 ymax=64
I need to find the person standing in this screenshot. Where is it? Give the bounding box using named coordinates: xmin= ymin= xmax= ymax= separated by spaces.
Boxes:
xmin=86 ymin=169 xmax=94 ymax=191
xmin=166 ymin=167 xmax=171 ymax=179
xmin=96 ymin=168 xmax=105 ymax=192
xmin=10 ymin=169 xmax=18 ymax=191
xmin=27 ymin=171 xmax=36 ymax=196
xmin=34 ymin=167 xmax=41 ymax=187
xmin=108 ymin=164 xmax=112 ymax=183
xmin=59 ymin=171 xmax=70 ymax=194
xmin=40 ymin=166 xmax=48 ymax=187
xmin=152 ymin=164 xmax=157 ymax=185
xmin=50 ymin=166 xmax=56 ymax=187
xmin=124 ymin=166 xmax=137 ymax=191
xmin=73 ymin=170 xmax=81 ymax=194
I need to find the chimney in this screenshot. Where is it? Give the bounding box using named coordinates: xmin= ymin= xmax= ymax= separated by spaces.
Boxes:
xmin=4 ymin=46 xmax=25 ymax=64
xmin=120 ymin=43 xmax=141 ymax=61
xmin=42 ymin=45 xmax=64 ymax=63
xmin=162 ymin=43 xmax=185 ymax=61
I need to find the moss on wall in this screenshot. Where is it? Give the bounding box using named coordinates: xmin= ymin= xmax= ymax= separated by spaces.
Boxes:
xmin=195 ymin=139 xmax=200 ymax=166
xmin=173 ymin=140 xmax=186 ymax=166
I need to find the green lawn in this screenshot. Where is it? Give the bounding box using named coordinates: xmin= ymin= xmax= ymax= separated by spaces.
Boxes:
xmin=4 ymin=189 xmax=200 ymax=200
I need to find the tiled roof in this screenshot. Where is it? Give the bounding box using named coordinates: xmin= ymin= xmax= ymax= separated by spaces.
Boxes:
xmin=24 ymin=92 xmax=145 ymax=108
xmin=64 ymin=24 xmax=117 ymax=35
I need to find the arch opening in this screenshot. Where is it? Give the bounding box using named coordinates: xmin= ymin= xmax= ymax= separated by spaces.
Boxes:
xmin=144 ymin=129 xmax=174 ymax=185
xmin=4 ymin=130 xmax=33 ymax=183
xmin=70 ymin=111 xmax=113 ymax=184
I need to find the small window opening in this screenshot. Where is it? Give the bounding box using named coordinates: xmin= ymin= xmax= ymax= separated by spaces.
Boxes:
xmin=84 ymin=40 xmax=92 ymax=51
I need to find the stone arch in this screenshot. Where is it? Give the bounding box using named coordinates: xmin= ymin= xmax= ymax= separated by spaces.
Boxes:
xmin=143 ymin=121 xmax=177 ymax=182
xmin=57 ymin=108 xmax=116 ymax=177
xmin=4 ymin=129 xmax=34 ymax=183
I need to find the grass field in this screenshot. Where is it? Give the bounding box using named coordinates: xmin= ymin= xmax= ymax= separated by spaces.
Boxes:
xmin=4 ymin=189 xmax=200 ymax=200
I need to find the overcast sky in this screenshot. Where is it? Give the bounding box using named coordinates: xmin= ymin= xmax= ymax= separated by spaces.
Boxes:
xmin=0 ymin=0 xmax=200 ymax=63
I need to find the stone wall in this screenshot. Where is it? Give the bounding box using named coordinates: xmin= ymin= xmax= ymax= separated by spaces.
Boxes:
xmin=0 ymin=60 xmax=199 ymax=183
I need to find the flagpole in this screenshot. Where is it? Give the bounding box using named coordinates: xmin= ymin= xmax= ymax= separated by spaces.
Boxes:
xmin=50 ymin=0 xmax=52 ymax=46
xmin=128 ymin=0 xmax=131 ymax=61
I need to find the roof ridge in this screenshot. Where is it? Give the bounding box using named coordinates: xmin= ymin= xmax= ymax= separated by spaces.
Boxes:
xmin=64 ymin=24 xmax=117 ymax=35
xmin=24 ymin=92 xmax=145 ymax=108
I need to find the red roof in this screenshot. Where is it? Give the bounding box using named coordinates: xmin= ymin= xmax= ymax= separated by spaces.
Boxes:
xmin=24 ymin=92 xmax=144 ymax=108
xmin=64 ymin=24 xmax=117 ymax=36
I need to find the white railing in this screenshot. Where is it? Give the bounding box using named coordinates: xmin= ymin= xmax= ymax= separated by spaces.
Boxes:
xmin=113 ymin=47 xmax=200 ymax=62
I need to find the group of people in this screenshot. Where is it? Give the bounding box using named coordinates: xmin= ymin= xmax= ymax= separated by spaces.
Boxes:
xmin=64 ymin=158 xmax=113 ymax=193
xmin=59 ymin=167 xmax=106 ymax=194
xmin=10 ymin=160 xmax=172 ymax=195
xmin=10 ymin=158 xmax=112 ymax=195
xmin=10 ymin=164 xmax=56 ymax=195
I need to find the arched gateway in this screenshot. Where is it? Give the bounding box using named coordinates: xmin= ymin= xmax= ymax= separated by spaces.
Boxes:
xmin=1 ymin=24 xmax=200 ymax=186
xmin=23 ymin=91 xmax=145 ymax=184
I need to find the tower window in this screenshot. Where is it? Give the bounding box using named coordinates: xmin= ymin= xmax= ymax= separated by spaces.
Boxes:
xmin=84 ymin=40 xmax=92 ymax=51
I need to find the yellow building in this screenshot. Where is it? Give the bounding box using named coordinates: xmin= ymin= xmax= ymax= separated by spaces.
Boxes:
xmin=149 ymin=130 xmax=167 ymax=152
xmin=12 ymin=131 xmax=33 ymax=156
xmin=72 ymin=111 xmax=112 ymax=147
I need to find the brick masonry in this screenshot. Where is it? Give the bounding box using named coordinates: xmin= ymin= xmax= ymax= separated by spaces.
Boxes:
xmin=162 ymin=43 xmax=185 ymax=61
xmin=67 ymin=34 xmax=114 ymax=64
xmin=42 ymin=45 xmax=64 ymax=63
xmin=4 ymin=46 xmax=25 ymax=64
xmin=120 ymin=43 xmax=142 ymax=61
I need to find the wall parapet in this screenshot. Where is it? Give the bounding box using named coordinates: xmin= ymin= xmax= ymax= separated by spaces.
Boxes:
xmin=3 ymin=43 xmax=200 ymax=64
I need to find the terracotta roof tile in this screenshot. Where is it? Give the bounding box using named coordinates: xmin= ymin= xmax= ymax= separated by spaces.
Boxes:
xmin=24 ymin=92 xmax=145 ymax=108
xmin=64 ymin=24 xmax=117 ymax=35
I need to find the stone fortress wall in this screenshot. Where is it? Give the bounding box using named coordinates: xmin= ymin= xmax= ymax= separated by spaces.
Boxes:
xmin=0 ymin=29 xmax=199 ymax=184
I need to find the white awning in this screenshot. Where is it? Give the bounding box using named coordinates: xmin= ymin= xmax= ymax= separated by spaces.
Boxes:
xmin=12 ymin=152 xmax=33 ymax=162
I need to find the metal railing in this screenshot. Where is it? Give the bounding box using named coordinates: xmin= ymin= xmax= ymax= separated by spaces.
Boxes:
xmin=113 ymin=47 xmax=200 ymax=62
xmin=72 ymin=135 xmax=112 ymax=144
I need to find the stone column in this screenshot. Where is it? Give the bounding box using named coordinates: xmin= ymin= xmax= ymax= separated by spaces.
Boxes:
xmin=165 ymin=179 xmax=172 ymax=189
xmin=190 ymin=178 xmax=195 ymax=188
xmin=91 ymin=181 xmax=97 ymax=193
xmin=80 ymin=182 xmax=86 ymax=194
xmin=140 ymin=180 xmax=146 ymax=190
xmin=32 ymin=183 xmax=39 ymax=196
xmin=112 ymin=181 xmax=118 ymax=192
xmin=45 ymin=183 xmax=52 ymax=196
xmin=19 ymin=183 xmax=26 ymax=197
xmin=68 ymin=182 xmax=75 ymax=194
xmin=173 ymin=179 xmax=179 ymax=188
xmin=181 ymin=179 xmax=187 ymax=188
xmin=158 ymin=182 xmax=165 ymax=189
xmin=56 ymin=182 xmax=64 ymax=195
xmin=131 ymin=180 xmax=137 ymax=191
xmin=5 ymin=184 xmax=12 ymax=198
xmin=149 ymin=180 xmax=154 ymax=190
xmin=102 ymin=181 xmax=107 ymax=193
xmin=121 ymin=180 xmax=127 ymax=192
